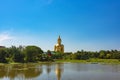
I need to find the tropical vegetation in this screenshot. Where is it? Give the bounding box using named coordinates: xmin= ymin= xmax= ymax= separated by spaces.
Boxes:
xmin=0 ymin=45 xmax=120 ymax=63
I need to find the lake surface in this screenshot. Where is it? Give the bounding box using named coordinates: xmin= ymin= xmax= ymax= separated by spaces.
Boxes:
xmin=0 ymin=63 xmax=120 ymax=80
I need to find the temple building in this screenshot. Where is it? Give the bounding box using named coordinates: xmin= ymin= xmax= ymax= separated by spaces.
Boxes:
xmin=54 ymin=36 xmax=64 ymax=53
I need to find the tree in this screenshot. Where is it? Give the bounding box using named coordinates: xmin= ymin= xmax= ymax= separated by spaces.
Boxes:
xmin=106 ymin=54 xmax=111 ymax=59
xmin=0 ymin=48 xmax=7 ymax=63
xmin=24 ymin=46 xmax=43 ymax=62
xmin=13 ymin=46 xmax=25 ymax=62
xmin=99 ymin=50 xmax=105 ymax=59
xmin=6 ymin=46 xmax=18 ymax=62
xmin=13 ymin=50 xmax=25 ymax=62
xmin=47 ymin=50 xmax=52 ymax=57
xmin=71 ymin=53 xmax=77 ymax=60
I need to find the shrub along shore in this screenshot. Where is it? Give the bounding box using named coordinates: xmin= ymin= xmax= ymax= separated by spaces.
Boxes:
xmin=55 ymin=59 xmax=120 ymax=64
xmin=0 ymin=59 xmax=120 ymax=65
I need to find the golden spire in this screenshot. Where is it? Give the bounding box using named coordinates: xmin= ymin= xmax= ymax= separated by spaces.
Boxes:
xmin=58 ymin=35 xmax=61 ymax=40
xmin=57 ymin=35 xmax=61 ymax=44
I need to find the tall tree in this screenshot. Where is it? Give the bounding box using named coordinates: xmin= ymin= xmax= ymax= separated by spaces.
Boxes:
xmin=24 ymin=46 xmax=43 ymax=62
xmin=0 ymin=48 xmax=7 ymax=63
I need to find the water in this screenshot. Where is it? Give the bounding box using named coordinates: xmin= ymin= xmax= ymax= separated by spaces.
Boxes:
xmin=0 ymin=63 xmax=120 ymax=80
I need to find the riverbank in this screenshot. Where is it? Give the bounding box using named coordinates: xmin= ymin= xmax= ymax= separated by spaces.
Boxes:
xmin=0 ymin=59 xmax=120 ymax=65
xmin=55 ymin=59 xmax=120 ymax=64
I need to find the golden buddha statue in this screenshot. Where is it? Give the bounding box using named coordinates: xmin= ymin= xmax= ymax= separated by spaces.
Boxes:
xmin=54 ymin=36 xmax=64 ymax=53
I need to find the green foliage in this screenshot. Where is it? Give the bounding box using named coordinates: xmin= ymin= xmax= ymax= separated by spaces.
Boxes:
xmin=99 ymin=50 xmax=105 ymax=59
xmin=0 ymin=48 xmax=8 ymax=63
xmin=53 ymin=52 xmax=64 ymax=59
xmin=106 ymin=54 xmax=111 ymax=59
xmin=13 ymin=51 xmax=25 ymax=62
xmin=24 ymin=46 xmax=43 ymax=62
xmin=0 ymin=45 xmax=120 ymax=63
xmin=59 ymin=50 xmax=120 ymax=60
xmin=0 ymin=45 xmax=43 ymax=63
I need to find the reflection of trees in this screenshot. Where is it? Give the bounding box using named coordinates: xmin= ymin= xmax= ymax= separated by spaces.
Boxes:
xmin=55 ymin=63 xmax=64 ymax=80
xmin=23 ymin=67 xmax=42 ymax=78
xmin=0 ymin=64 xmax=43 ymax=79
xmin=46 ymin=63 xmax=52 ymax=80
xmin=46 ymin=63 xmax=52 ymax=74
xmin=0 ymin=65 xmax=7 ymax=78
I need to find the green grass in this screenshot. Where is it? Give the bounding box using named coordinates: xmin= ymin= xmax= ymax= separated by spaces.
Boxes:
xmin=88 ymin=58 xmax=120 ymax=64
xmin=55 ymin=59 xmax=120 ymax=64
xmin=55 ymin=59 xmax=86 ymax=63
xmin=0 ymin=59 xmax=120 ymax=64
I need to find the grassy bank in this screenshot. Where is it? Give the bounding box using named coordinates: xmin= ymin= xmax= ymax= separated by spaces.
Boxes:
xmin=55 ymin=59 xmax=120 ymax=64
xmin=0 ymin=59 xmax=120 ymax=64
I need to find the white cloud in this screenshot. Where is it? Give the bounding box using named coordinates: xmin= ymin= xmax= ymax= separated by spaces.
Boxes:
xmin=0 ymin=32 xmax=13 ymax=43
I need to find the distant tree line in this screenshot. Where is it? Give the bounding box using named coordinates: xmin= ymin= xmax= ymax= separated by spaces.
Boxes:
xmin=0 ymin=46 xmax=120 ymax=63
xmin=53 ymin=50 xmax=120 ymax=60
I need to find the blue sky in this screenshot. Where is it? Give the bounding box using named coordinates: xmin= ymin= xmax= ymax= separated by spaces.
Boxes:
xmin=0 ymin=0 xmax=120 ymax=52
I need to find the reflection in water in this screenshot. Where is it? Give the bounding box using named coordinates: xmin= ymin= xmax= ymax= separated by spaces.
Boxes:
xmin=46 ymin=63 xmax=52 ymax=80
xmin=46 ymin=63 xmax=51 ymax=74
xmin=0 ymin=64 xmax=43 ymax=80
xmin=55 ymin=64 xmax=64 ymax=80
xmin=0 ymin=66 xmax=6 ymax=78
xmin=0 ymin=63 xmax=120 ymax=80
